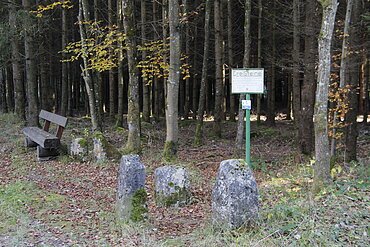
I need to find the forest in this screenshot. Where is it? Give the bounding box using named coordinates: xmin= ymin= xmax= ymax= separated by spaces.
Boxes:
xmin=0 ymin=0 xmax=369 ymax=246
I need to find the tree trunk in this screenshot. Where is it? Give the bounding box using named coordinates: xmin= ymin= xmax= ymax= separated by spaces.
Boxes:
xmin=23 ymin=0 xmax=39 ymax=126
xmin=79 ymin=0 xmax=100 ymax=130
xmin=122 ymin=0 xmax=141 ymax=154
xmin=313 ymin=0 xmax=337 ymax=193
xmin=5 ymin=64 xmax=14 ymax=112
xmin=227 ymin=0 xmax=235 ymax=121
xmin=256 ymin=0 xmax=262 ymax=125
xmin=194 ymin=0 xmax=212 ymax=146
xmin=116 ymin=0 xmax=124 ymax=127
xmin=192 ymin=26 xmax=198 ymax=118
xmin=236 ymin=0 xmax=251 ymax=148
xmin=345 ymin=0 xmax=361 ymax=162
xmin=213 ymin=0 xmax=223 ymax=138
xmin=266 ymin=0 xmax=276 ymax=126
xmin=61 ymin=3 xmax=68 ymax=116
xmin=109 ymin=0 xmax=117 ymax=118
xmin=5 ymin=66 xmax=14 ymax=112
xmin=331 ymin=0 xmax=353 ymax=157
xmin=0 ymin=69 xmax=7 ymax=113
xmin=292 ymin=0 xmax=301 ymax=127
xmin=300 ymin=0 xmax=318 ymax=154
xmin=183 ymin=0 xmax=190 ymax=120
xmin=163 ymin=0 xmax=181 ymax=160
xmin=141 ymin=0 xmax=150 ymax=123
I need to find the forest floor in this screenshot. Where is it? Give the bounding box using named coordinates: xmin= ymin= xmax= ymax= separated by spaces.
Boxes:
xmin=0 ymin=113 xmax=369 ymax=246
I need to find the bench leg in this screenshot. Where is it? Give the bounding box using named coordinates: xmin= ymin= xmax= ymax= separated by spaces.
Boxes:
xmin=25 ymin=137 xmax=37 ymax=148
xmin=37 ymin=146 xmax=59 ymax=161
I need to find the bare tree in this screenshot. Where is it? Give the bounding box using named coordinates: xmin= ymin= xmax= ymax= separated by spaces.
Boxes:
xmin=122 ymin=0 xmax=141 ymax=154
xmin=163 ymin=0 xmax=181 ymax=160
xmin=313 ymin=0 xmax=338 ymax=193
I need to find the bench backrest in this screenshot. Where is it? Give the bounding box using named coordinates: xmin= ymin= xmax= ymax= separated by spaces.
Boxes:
xmin=39 ymin=110 xmax=68 ymax=139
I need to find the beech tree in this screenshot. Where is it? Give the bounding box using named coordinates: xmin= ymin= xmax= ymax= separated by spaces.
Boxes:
xmin=313 ymin=0 xmax=338 ymax=193
xmin=122 ymin=0 xmax=141 ymax=154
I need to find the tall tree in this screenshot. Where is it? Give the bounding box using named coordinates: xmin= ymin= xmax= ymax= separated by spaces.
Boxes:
xmin=213 ymin=0 xmax=223 ymax=137
xmin=8 ymin=0 xmax=26 ymax=120
xmin=313 ymin=0 xmax=338 ymax=193
xmin=236 ymin=0 xmax=251 ymax=148
xmin=108 ymin=0 xmax=117 ymax=118
xmin=141 ymin=0 xmax=150 ymax=123
xmin=79 ymin=0 xmax=100 ymax=130
xmin=300 ymin=0 xmax=318 ymax=154
xmin=266 ymin=0 xmax=276 ymax=126
xmin=61 ymin=1 xmax=68 ymax=116
xmin=23 ymin=0 xmax=39 ymax=126
xmin=194 ymin=0 xmax=212 ymax=146
xmin=163 ymin=0 xmax=180 ymax=160
xmin=345 ymin=0 xmax=361 ymax=161
xmin=292 ymin=0 xmax=301 ymax=128
xmin=256 ymin=0 xmax=262 ymax=124
xmin=122 ymin=0 xmax=141 ymax=154
xmin=228 ymin=0 xmax=235 ymax=121
xmin=330 ymin=0 xmax=353 ymax=157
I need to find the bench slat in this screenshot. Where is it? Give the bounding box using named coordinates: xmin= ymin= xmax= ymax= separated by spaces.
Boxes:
xmin=39 ymin=110 xmax=68 ymax=127
xmin=23 ymin=127 xmax=60 ymax=149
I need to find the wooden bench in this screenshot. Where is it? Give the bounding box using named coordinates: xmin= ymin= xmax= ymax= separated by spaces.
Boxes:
xmin=23 ymin=110 xmax=68 ymax=161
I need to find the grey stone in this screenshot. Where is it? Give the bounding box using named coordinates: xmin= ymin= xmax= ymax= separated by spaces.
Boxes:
xmin=117 ymin=155 xmax=147 ymax=221
xmin=155 ymin=166 xmax=191 ymax=207
xmin=212 ymin=159 xmax=259 ymax=229
xmin=70 ymin=138 xmax=88 ymax=161
xmin=93 ymin=133 xmax=121 ymax=162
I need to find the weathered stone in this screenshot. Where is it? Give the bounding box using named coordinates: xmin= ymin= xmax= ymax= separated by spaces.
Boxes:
xmin=117 ymin=155 xmax=147 ymax=221
xmin=212 ymin=159 xmax=259 ymax=229
xmin=93 ymin=132 xmax=121 ymax=162
xmin=70 ymin=138 xmax=88 ymax=161
xmin=155 ymin=166 xmax=191 ymax=207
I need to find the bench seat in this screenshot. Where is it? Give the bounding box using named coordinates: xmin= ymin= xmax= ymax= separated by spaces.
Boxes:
xmin=23 ymin=127 xmax=60 ymax=149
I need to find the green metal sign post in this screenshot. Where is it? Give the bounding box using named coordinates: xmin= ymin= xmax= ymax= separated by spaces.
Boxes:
xmin=245 ymin=94 xmax=251 ymax=165
xmin=231 ymin=68 xmax=264 ymax=166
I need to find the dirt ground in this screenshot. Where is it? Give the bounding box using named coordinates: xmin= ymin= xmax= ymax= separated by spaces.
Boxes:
xmin=0 ymin=114 xmax=369 ymax=246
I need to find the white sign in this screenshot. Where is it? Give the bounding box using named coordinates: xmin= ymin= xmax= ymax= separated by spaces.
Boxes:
xmin=242 ymin=100 xmax=252 ymax=110
xmin=231 ymin=68 xmax=264 ymax=94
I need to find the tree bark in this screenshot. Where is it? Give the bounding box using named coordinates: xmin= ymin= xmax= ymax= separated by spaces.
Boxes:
xmin=256 ymin=0 xmax=262 ymax=125
xmin=116 ymin=0 xmax=124 ymax=127
xmin=345 ymin=0 xmax=361 ymax=162
xmin=292 ymin=0 xmax=301 ymax=127
xmin=300 ymin=0 xmax=318 ymax=154
xmin=5 ymin=66 xmax=14 ymax=112
xmin=122 ymin=0 xmax=141 ymax=154
xmin=194 ymin=0 xmax=212 ymax=146
xmin=141 ymin=0 xmax=150 ymax=123
xmin=213 ymin=0 xmax=223 ymax=137
xmin=183 ymin=0 xmax=190 ymax=120
xmin=79 ymin=0 xmax=100 ymax=130
xmin=0 ymin=69 xmax=7 ymax=113
xmin=313 ymin=0 xmax=337 ymax=193
xmin=109 ymin=0 xmax=117 ymax=118
xmin=61 ymin=2 xmax=68 ymax=116
xmin=227 ymin=0 xmax=235 ymax=122
xmin=331 ymin=0 xmax=353 ymax=157
xmin=236 ymin=0 xmax=251 ymax=148
xmin=266 ymin=0 xmax=276 ymax=126
xmin=163 ymin=0 xmax=181 ymax=160
xmin=23 ymin=0 xmax=39 ymax=126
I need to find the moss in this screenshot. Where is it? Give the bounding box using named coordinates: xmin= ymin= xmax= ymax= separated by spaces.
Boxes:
xmin=78 ymin=138 xmax=88 ymax=148
xmin=156 ymin=187 xmax=190 ymax=207
xmin=93 ymin=131 xmax=121 ymax=161
xmin=129 ymin=188 xmax=148 ymax=222
xmin=193 ymin=122 xmax=203 ymax=146
xmin=318 ymin=0 xmax=331 ymax=8
xmin=163 ymin=141 xmax=177 ymax=162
